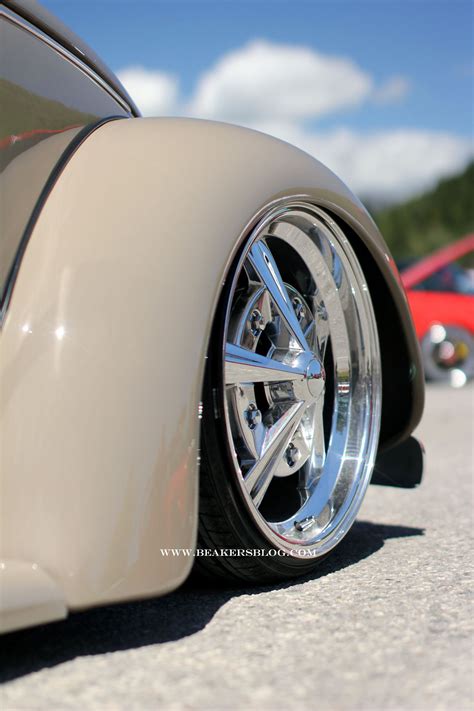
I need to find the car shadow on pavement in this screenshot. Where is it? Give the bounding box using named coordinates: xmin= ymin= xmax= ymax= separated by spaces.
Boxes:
xmin=0 ymin=520 xmax=423 ymax=683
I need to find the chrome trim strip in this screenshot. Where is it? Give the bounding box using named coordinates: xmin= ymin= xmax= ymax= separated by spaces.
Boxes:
xmin=0 ymin=5 xmax=133 ymax=115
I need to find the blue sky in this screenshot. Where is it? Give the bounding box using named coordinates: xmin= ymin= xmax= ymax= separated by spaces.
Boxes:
xmin=44 ymin=0 xmax=473 ymax=202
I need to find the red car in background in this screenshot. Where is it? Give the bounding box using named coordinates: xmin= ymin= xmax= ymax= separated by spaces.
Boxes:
xmin=401 ymin=235 xmax=474 ymax=386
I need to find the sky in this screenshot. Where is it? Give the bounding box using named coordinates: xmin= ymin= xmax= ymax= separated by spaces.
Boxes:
xmin=44 ymin=0 xmax=473 ymax=204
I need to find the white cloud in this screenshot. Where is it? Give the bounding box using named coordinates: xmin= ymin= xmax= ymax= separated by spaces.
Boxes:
xmin=251 ymin=123 xmax=472 ymax=201
xmin=188 ymin=40 xmax=373 ymax=122
xmin=116 ymin=66 xmax=178 ymax=116
xmin=116 ymin=42 xmax=472 ymax=203
xmin=374 ymin=75 xmax=411 ymax=105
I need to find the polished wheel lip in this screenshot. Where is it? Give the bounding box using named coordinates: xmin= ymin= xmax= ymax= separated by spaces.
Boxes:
xmin=221 ymin=198 xmax=382 ymax=557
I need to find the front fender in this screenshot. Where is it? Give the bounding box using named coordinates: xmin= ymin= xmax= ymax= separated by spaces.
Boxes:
xmin=0 ymin=117 xmax=423 ymax=612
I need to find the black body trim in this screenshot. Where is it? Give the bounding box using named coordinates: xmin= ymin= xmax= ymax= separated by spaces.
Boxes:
xmin=372 ymin=436 xmax=424 ymax=488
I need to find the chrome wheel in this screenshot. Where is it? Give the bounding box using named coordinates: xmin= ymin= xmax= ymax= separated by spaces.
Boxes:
xmin=222 ymin=202 xmax=381 ymax=557
xmin=422 ymin=323 xmax=474 ymax=387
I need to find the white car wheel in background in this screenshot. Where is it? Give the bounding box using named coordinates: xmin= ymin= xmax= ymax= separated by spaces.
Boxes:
xmin=421 ymin=324 xmax=474 ymax=387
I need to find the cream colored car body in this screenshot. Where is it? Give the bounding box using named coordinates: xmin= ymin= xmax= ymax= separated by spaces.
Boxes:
xmin=0 ymin=117 xmax=423 ymax=633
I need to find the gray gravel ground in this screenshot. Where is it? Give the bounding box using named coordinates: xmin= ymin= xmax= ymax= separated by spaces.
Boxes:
xmin=1 ymin=384 xmax=473 ymax=711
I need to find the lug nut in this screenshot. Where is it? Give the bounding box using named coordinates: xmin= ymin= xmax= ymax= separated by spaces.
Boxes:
xmin=249 ymin=309 xmax=266 ymax=336
xmin=286 ymin=442 xmax=301 ymax=467
xmin=245 ymin=403 xmax=262 ymax=429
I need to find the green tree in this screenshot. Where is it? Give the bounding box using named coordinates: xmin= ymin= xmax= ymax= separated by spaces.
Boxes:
xmin=374 ymin=161 xmax=474 ymax=259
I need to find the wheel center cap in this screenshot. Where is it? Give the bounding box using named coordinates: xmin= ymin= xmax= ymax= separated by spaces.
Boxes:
xmin=306 ymin=358 xmax=325 ymax=399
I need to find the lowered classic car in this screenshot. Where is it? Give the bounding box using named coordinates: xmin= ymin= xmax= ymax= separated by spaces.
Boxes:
xmin=0 ymin=0 xmax=424 ymax=634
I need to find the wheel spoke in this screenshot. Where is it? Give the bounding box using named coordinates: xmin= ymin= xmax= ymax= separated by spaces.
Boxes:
xmin=297 ymin=402 xmax=326 ymax=503
xmin=307 ymin=402 xmax=326 ymax=483
xmin=303 ymin=318 xmax=327 ymax=363
xmin=311 ymin=402 xmax=326 ymax=471
xmin=312 ymin=296 xmax=330 ymax=361
xmin=304 ymin=319 xmax=315 ymax=342
xmin=293 ymin=414 xmax=339 ymax=523
xmin=225 ymin=343 xmax=306 ymax=385
xmin=268 ymin=222 xmax=338 ymax=361
xmin=244 ymin=401 xmax=305 ymax=507
xmin=248 ymin=241 xmax=308 ymax=350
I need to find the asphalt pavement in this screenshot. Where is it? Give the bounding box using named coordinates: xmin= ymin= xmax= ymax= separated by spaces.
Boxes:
xmin=1 ymin=384 xmax=473 ymax=711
